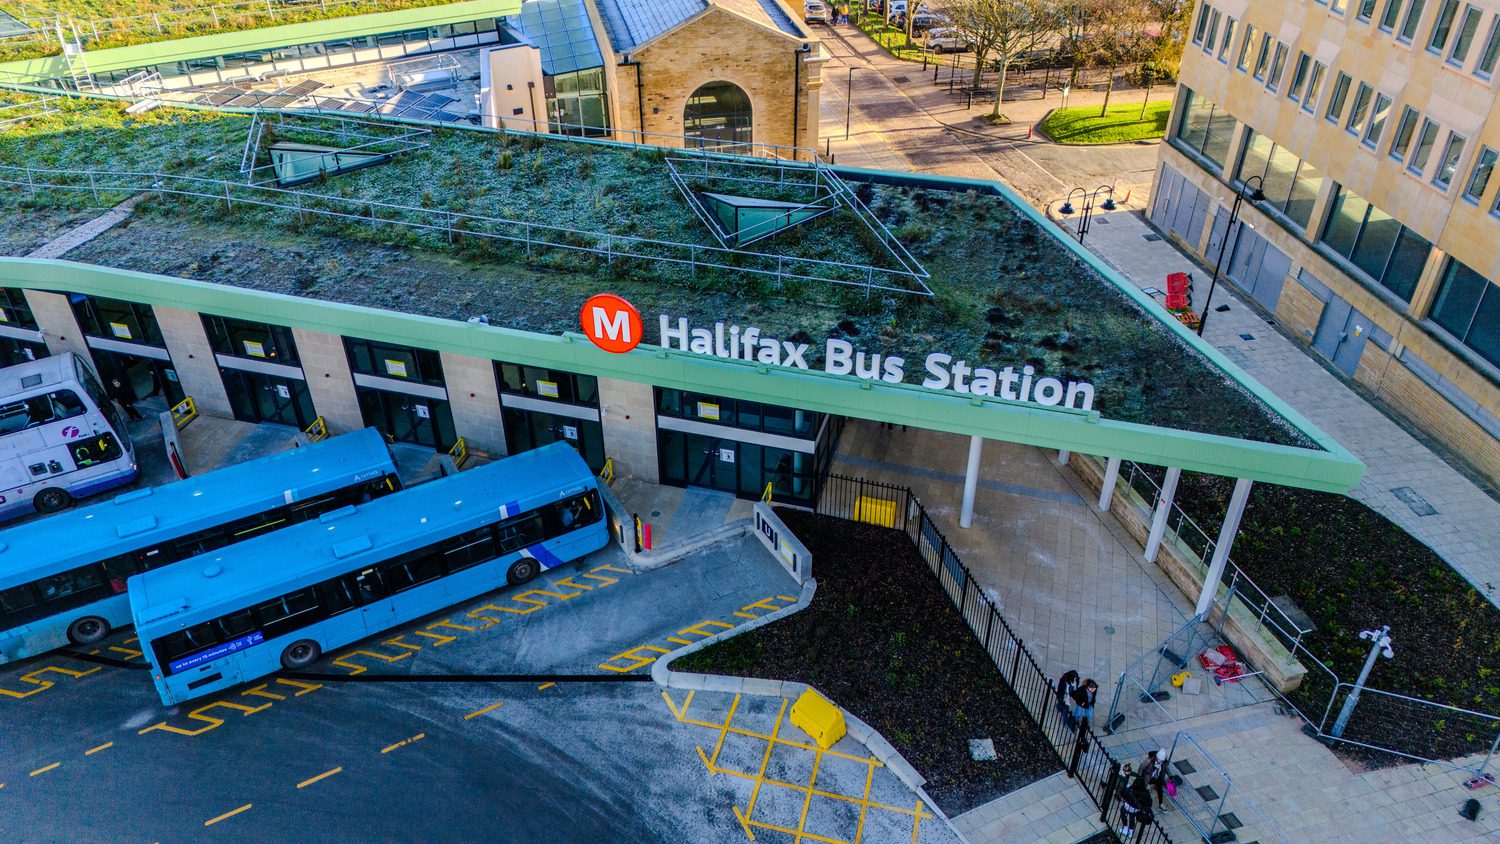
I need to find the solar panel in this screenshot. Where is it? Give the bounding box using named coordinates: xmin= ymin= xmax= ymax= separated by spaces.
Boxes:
xmin=420 ymin=93 xmax=457 ymax=109
xmin=280 ymin=80 xmax=325 ymax=98
xmin=226 ymin=94 xmax=266 ymax=107
xmin=205 ymin=89 xmax=243 ymax=105
xmin=258 ymin=94 xmax=299 ymax=108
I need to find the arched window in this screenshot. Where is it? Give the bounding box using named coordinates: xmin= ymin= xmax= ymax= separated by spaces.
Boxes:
xmin=684 ymin=81 xmax=752 ymax=151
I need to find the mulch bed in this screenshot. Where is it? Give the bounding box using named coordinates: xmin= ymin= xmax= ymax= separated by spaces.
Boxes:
xmin=1169 ymin=472 xmax=1500 ymax=767
xmin=673 ymin=509 xmax=1061 ymax=814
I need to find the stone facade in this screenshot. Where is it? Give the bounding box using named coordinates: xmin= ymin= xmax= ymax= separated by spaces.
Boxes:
xmin=439 ymin=350 xmax=508 ymax=457
xmin=153 ymin=305 xmax=232 ymax=417
xmin=290 ymin=327 xmax=363 ymax=435
xmin=605 ymin=5 xmax=823 ymax=156
xmin=21 ymin=290 xmax=88 ymax=361
xmin=1157 ymin=0 xmax=1500 ymax=485
xmin=597 ymin=376 xmax=658 ymax=483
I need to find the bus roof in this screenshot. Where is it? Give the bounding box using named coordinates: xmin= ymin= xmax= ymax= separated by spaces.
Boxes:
xmin=0 ymin=352 xmax=78 ymax=396
xmin=0 ymin=427 xmax=397 ymax=591
xmin=130 ymin=443 xmax=593 ymax=630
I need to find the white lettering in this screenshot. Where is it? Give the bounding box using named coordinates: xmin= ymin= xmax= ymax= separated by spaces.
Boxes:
xmin=729 ymin=325 xmax=740 ymax=359
xmin=825 ymin=338 xmax=854 ymax=375
xmin=882 ymin=356 xmax=905 ymax=383
xmin=741 ymin=327 xmax=761 ymax=359
xmin=998 ymin=366 xmax=1019 ymax=401
xmin=593 ymin=307 xmax=632 ymax=343
xmin=1065 ymin=382 xmax=1095 ymax=411
xmin=970 ymin=367 xmax=996 ymax=397
xmin=854 ymin=351 xmax=882 ymax=380
xmin=660 ymin=315 xmax=688 ymax=349
xmin=951 ymin=358 xmax=972 ymax=393
xmin=1033 ymin=377 xmax=1064 ymax=406
xmin=757 ymin=338 xmax=782 ymax=365
xmin=714 ymin=322 xmax=729 ymax=358
xmin=689 ymin=328 xmax=713 ymax=354
xmin=923 ymin=353 xmax=951 ymax=389
xmin=1019 ymin=365 xmax=1035 ymax=403
xmin=782 ymin=341 xmax=810 ymax=369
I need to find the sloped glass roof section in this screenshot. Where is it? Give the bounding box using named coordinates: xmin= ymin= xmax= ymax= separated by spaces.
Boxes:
xmin=511 ymin=0 xmax=605 ymax=75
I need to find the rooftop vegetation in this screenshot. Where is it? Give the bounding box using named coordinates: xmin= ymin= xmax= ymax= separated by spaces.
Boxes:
xmin=0 ymin=0 xmax=454 ymax=63
xmin=0 ymin=97 xmax=1312 ymax=447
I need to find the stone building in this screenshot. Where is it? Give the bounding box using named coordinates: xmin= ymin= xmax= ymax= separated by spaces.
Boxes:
xmin=1152 ymin=0 xmax=1500 ymax=485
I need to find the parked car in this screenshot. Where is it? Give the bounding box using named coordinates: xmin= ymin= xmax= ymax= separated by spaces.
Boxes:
xmin=925 ymin=27 xmax=970 ymax=53
xmin=910 ymin=11 xmax=945 ymax=31
xmin=805 ymin=1 xmax=831 ymax=23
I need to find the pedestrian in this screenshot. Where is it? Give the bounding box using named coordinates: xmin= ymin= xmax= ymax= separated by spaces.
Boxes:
xmin=1055 ymin=669 xmax=1079 ymax=726
xmin=108 ymin=375 xmax=143 ymax=422
xmin=1141 ymin=748 xmax=1171 ymax=812
xmin=1118 ymin=763 xmax=1154 ymax=840
xmin=1069 ymin=678 xmax=1098 ymax=728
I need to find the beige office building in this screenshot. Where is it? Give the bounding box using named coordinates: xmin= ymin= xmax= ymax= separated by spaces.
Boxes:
xmin=1152 ymin=0 xmax=1500 ymax=485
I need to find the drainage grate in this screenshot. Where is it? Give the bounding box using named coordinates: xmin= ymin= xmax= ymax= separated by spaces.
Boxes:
xmin=1196 ymin=784 xmax=1219 ymax=802
xmin=1219 ymin=813 xmax=1243 ymax=829
xmin=1174 ymin=760 xmax=1197 ymax=775
xmin=1144 ymin=233 xmax=1163 ymax=241
xmin=1096 ymin=217 xmax=1111 ymax=224
xmin=1239 ymin=333 xmax=1255 ymax=341
xmin=1391 ymin=487 xmax=1438 ymax=516
xmin=893 ymin=76 xmax=911 ymax=83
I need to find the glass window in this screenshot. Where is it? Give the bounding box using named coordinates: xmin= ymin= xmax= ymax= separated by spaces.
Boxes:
xmin=1332 ymin=0 xmax=1349 ymax=12
xmin=1381 ymin=0 xmax=1404 ymax=28
xmin=1236 ymin=131 xmax=1327 ymax=230
xmin=202 ymin=315 xmax=300 ymax=365
xmin=345 ymin=337 xmax=445 ymax=387
xmin=1267 ymin=43 xmax=1289 ymax=89
xmin=1218 ymin=18 xmax=1237 ymax=60
xmin=1429 ymin=258 xmax=1500 ymax=367
xmin=1253 ymin=33 xmax=1274 ymax=80
xmin=1362 ymin=94 xmax=1393 ymax=146
xmin=71 ymin=295 xmax=163 ymax=346
xmin=1464 ymin=146 xmax=1497 ymax=201
xmin=1205 ymin=10 xmax=1221 ymax=53
xmin=1410 ymin=119 xmax=1440 ymax=172
xmin=1319 ymin=186 xmax=1433 ymax=302
xmin=684 ymin=81 xmax=753 ymax=151
xmin=1301 ymin=63 xmax=1327 ymax=113
xmin=1478 ymin=19 xmax=1500 ymax=75
xmin=1428 ymin=0 xmax=1460 ymax=50
xmin=1326 ymin=73 xmax=1352 ymax=121
xmin=495 ymin=362 xmax=599 ymax=407
xmin=1288 ymin=54 xmax=1311 ymax=100
xmin=1287 ymin=160 xmax=1325 ymax=227
xmin=0 ymin=289 xmax=37 ymax=330
xmin=1450 ymin=6 xmax=1483 ymax=62
xmin=1434 ymin=132 xmax=1467 ymax=188
xmin=1346 ymin=83 xmax=1374 ymax=134
xmin=1400 ymin=0 xmax=1428 ymax=40
xmin=1390 ymin=106 xmax=1420 ymax=158
xmin=1358 ymin=0 xmax=1379 ymax=20
xmin=1193 ymin=3 xmax=1210 ymax=44
xmin=1237 ymin=23 xmax=1258 ymax=70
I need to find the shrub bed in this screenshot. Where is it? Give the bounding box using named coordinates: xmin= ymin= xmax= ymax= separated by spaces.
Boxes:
xmin=674 ymin=509 xmax=1061 ymax=814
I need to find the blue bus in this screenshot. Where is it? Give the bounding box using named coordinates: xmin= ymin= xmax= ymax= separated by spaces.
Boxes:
xmin=0 ymin=428 xmax=399 ymax=665
xmin=131 ymin=442 xmax=609 ymax=706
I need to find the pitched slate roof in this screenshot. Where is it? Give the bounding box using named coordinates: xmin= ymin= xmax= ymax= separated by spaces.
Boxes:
xmin=593 ymin=0 xmax=707 ymax=53
xmin=715 ymin=0 xmax=806 ymax=37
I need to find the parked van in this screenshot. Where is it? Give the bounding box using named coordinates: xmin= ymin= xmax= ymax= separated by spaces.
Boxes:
xmin=925 ymin=27 xmax=970 ymax=53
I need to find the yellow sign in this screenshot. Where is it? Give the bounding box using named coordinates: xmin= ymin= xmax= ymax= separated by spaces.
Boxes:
xmin=243 ymin=340 xmax=266 ymax=358
xmin=698 ymin=401 xmax=720 ymax=421
xmin=109 ymin=322 xmax=132 ymax=340
xmin=537 ymin=379 xmax=559 ymax=398
xmin=384 ymin=359 xmax=408 ymax=378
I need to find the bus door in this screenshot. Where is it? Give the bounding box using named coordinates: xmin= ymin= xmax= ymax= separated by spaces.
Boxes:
xmin=353 ymin=568 xmax=397 ymax=632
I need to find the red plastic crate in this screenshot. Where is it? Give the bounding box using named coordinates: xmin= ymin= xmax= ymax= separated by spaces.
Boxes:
xmin=1166 ymin=272 xmax=1191 ymax=295
xmin=1165 ymin=291 xmax=1189 ymax=310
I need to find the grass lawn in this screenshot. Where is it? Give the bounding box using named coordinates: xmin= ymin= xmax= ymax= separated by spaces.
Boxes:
xmin=851 ymin=16 xmax=979 ymax=71
xmin=1038 ymin=101 xmax=1171 ymax=145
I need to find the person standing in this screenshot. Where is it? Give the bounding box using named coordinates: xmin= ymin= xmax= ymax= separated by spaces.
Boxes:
xmin=1056 ymin=669 xmax=1080 ymax=726
xmin=108 ymin=375 xmax=143 ymax=422
xmin=1069 ymin=678 xmax=1098 ymax=728
xmin=1119 ymin=764 xmax=1154 ymax=839
xmin=1141 ymin=749 xmax=1171 ymax=812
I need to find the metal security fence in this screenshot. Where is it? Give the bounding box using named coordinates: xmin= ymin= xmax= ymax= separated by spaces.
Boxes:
xmin=816 ymin=475 xmax=1174 ymax=844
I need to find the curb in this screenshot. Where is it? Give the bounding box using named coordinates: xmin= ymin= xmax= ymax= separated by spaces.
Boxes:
xmin=652 ymin=579 xmax=971 ymax=843
xmin=630 ymin=519 xmax=753 ymax=572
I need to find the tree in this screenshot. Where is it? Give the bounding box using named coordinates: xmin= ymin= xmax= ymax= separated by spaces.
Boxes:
xmin=1083 ymin=0 xmax=1155 ymax=117
xmin=1136 ymin=0 xmax=1191 ymax=117
xmin=946 ymin=0 xmax=1063 ymax=120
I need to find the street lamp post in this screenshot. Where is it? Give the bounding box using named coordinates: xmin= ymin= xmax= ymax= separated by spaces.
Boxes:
xmin=844 ymin=67 xmax=856 ymax=140
xmin=1057 ymin=185 xmax=1115 ymax=245
xmin=1330 ymin=625 xmax=1394 ymax=739
xmin=1196 ymin=175 xmax=1265 ymax=337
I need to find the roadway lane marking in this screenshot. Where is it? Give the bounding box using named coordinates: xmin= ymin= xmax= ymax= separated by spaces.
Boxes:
xmin=464 ymin=701 xmax=504 ymax=720
xmin=29 ymin=762 xmax=59 ymax=776
xmin=537 ymin=682 xmax=556 ymax=690
xmin=297 ymin=767 xmax=343 ymax=789
xmin=381 ymin=733 xmax=426 ymax=754
xmin=84 ymin=742 xmax=113 ymax=755
xmin=203 ymin=804 xmax=252 ymax=826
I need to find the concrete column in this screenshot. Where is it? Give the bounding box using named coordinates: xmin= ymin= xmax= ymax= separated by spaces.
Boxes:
xmin=1195 ymin=477 xmax=1254 ymax=618
xmin=1097 ymin=456 xmax=1122 ymax=511
xmin=1143 ymin=466 xmax=1182 ymax=564
xmin=289 ymin=327 xmax=362 ymax=435
xmin=597 ymin=377 xmax=658 ymax=483
xmin=438 ymin=351 xmax=506 ymax=457
xmin=152 ymin=306 xmax=232 ymax=417
xmin=1057 ymin=450 xmax=1070 ymax=465
xmin=959 ymin=435 xmax=983 ymax=529
xmin=21 ymin=290 xmax=89 ymax=360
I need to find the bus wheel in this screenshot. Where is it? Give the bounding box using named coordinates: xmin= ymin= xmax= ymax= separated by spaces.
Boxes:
xmin=34 ymin=488 xmax=71 ymax=514
xmin=280 ymin=640 xmax=322 ymax=670
xmin=67 ymin=616 xmax=110 ymax=645
xmin=506 ymin=558 xmax=539 ymax=586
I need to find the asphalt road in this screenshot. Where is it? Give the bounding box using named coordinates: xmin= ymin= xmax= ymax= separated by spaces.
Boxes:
xmin=0 ymin=537 xmax=801 ymax=842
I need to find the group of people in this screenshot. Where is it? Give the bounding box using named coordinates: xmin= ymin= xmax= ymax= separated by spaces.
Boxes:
xmin=1055 ymin=671 xmax=1174 ymax=840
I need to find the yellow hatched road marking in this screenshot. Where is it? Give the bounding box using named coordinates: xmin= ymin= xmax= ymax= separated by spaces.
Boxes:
xmin=464 ymin=701 xmax=504 ymax=720
xmin=732 ymin=807 xmax=852 ymax=844
xmin=665 ymin=691 xmax=879 ymax=765
xmin=910 ymin=799 xmax=925 ymax=844
xmin=0 ymin=665 xmax=101 ymax=699
xmin=412 ymin=630 xmax=457 ymax=646
xmin=203 ymin=804 xmax=252 ymax=826
xmin=239 ymin=684 xmax=287 ymax=701
xmin=428 ymin=618 xmax=478 ymax=633
xmin=550 ymin=577 xmax=593 ymax=591
xmin=139 ymin=700 xmax=272 ymax=736
xmin=796 ymin=746 xmax=826 ymax=841
xmin=381 ymin=733 xmax=426 ymax=754
xmin=84 ymin=742 xmax=113 ymax=756
xmin=331 ymin=647 xmax=415 ymax=675
xmin=741 ymin=699 xmax=789 ymax=825
xmin=854 ymin=754 xmax=877 ymax=843
xmin=275 ymin=678 xmax=323 ymax=695
xmin=29 ymin=762 xmax=59 ymax=776
xmin=380 ymin=635 xmax=422 ymax=651
xmin=707 ymin=765 xmax=928 ymax=816
xmin=537 ymin=682 xmax=555 ymax=690
xmin=598 ymin=644 xmax=671 ymax=673
xmin=296 ymin=767 xmax=342 ymax=789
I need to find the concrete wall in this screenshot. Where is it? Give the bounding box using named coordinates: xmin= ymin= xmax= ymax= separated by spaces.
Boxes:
xmin=22 ymin=291 xmax=88 ymax=360
xmin=153 ymin=305 xmax=232 ymax=417
xmin=610 ymin=6 xmax=823 ymax=155
xmin=439 ymin=350 xmax=507 ymax=457
xmin=598 ymin=376 xmax=658 ymax=483
xmin=290 ymin=327 xmax=363 ymax=435
xmin=479 ymin=43 xmax=546 ymax=131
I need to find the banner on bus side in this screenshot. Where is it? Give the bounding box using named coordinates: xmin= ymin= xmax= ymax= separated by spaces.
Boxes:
xmin=168 ymin=631 xmax=264 ymax=674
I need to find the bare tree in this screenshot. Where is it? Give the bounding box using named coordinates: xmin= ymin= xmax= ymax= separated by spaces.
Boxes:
xmin=1084 ymin=0 xmax=1155 ymax=116
xmin=1136 ymin=0 xmax=1191 ymax=117
xmin=946 ymin=0 xmax=1063 ymax=119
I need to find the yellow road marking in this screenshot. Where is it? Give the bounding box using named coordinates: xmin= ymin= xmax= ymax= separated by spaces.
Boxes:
xmin=705 ymin=695 xmax=742 ymax=773
xmin=381 ymin=635 xmax=422 ymax=651
xmin=413 ymin=630 xmax=457 ymax=646
xmin=550 ymin=576 xmax=593 ymax=591
xmin=598 ymin=644 xmax=671 ymax=673
xmin=537 ymin=682 xmax=555 ymax=690
xmin=428 ymin=618 xmax=478 ymax=633
xmin=203 ymin=804 xmax=252 ymax=826
xmin=297 ymin=767 xmax=342 ymax=789
xmin=665 ymin=692 xmax=877 ymax=765
xmin=796 ymin=746 xmax=825 ymax=840
xmin=910 ymin=798 xmax=924 ymax=844
xmin=331 ymin=647 xmax=415 ymax=675
xmin=855 ymin=754 xmax=877 ymax=843
xmin=84 ymin=742 xmax=113 ymax=756
xmin=742 ymin=699 xmax=788 ymax=824
xmin=380 ymin=733 xmax=426 ymax=754
xmin=275 ymin=678 xmax=323 ymax=696
xmin=0 ymin=665 xmax=101 ymax=699
xmin=464 ymin=701 xmax=504 ymax=720
xmin=29 ymin=762 xmax=59 ymax=776
xmin=239 ymin=684 xmax=287 ymax=701
xmin=139 ymin=700 xmax=272 ymax=736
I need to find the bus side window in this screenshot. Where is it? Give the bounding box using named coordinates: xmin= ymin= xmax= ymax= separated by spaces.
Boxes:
xmin=0 ymin=400 xmax=30 ymax=435
xmin=443 ymin=528 xmax=495 ymax=573
xmin=35 ymin=565 xmax=103 ymax=603
xmin=217 ymin=609 xmax=257 ymax=639
xmin=0 ymin=584 xmax=38 ymax=613
xmin=353 ymin=569 xmax=387 ymax=605
xmin=256 ymin=589 xmax=318 ymax=639
xmin=315 ymin=578 xmax=356 ymax=616
xmin=49 ymin=390 xmax=86 ymax=421
xmin=71 ymin=433 xmax=123 ymax=468
xmin=496 ymin=514 xmax=543 ymax=554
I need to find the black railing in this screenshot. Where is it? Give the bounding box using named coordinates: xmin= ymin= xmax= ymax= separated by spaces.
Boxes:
xmin=816 ymin=474 xmax=1173 ymax=844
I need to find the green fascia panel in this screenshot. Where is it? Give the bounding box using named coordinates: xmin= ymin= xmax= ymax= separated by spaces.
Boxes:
xmin=0 ymin=0 xmax=522 ymax=78
xmin=0 ymin=257 xmax=1365 ymax=493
